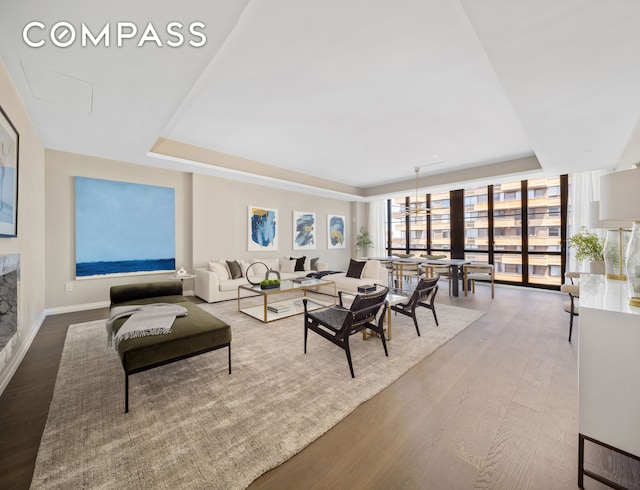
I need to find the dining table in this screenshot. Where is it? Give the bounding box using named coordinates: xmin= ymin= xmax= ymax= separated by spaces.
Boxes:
xmin=380 ymin=256 xmax=470 ymax=297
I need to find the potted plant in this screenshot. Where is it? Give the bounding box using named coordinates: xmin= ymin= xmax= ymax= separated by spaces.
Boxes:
xmin=568 ymin=226 xmax=605 ymax=273
xmin=355 ymin=226 xmax=373 ymax=257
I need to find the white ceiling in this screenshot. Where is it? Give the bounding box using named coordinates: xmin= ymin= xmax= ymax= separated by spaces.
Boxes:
xmin=1 ymin=0 xmax=639 ymax=200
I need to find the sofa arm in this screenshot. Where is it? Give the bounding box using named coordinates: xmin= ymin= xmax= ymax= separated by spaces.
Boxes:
xmin=195 ymin=268 xmax=221 ymax=303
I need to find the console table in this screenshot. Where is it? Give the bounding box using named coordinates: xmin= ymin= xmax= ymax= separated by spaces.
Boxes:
xmin=578 ymin=274 xmax=640 ymax=488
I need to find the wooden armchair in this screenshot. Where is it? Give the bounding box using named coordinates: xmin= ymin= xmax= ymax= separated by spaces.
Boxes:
xmin=463 ymin=263 xmax=495 ymax=299
xmin=303 ymin=287 xmax=389 ymax=378
xmin=389 ymin=277 xmax=439 ymax=336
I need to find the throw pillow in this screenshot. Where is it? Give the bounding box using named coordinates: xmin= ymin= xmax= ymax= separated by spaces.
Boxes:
xmin=226 ymin=260 xmax=242 ymax=279
xmin=310 ymin=257 xmax=319 ymax=271
xmin=262 ymin=258 xmax=279 ymax=272
xmin=238 ymin=259 xmax=253 ymax=277
xmin=346 ymin=259 xmax=366 ymax=278
xmin=281 ymin=258 xmax=296 ymax=273
xmin=292 ymin=256 xmax=306 ymax=272
xmin=208 ymin=261 xmax=230 ymax=281
xmin=362 ymin=260 xmax=380 ymax=279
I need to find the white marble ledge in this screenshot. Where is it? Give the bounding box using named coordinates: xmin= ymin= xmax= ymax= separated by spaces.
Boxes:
xmin=579 ymin=273 xmax=640 ymax=315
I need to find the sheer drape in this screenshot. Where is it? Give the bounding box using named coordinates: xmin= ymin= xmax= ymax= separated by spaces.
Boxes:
xmin=569 ymin=169 xmax=607 ymax=273
xmin=367 ymin=199 xmax=386 ymax=259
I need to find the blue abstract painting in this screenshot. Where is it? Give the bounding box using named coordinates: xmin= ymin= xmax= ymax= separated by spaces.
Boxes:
xmin=75 ymin=177 xmax=176 ymax=278
xmin=248 ymin=206 xmax=278 ymax=251
xmin=327 ymin=214 xmax=346 ymax=249
xmin=293 ymin=211 xmax=316 ymax=250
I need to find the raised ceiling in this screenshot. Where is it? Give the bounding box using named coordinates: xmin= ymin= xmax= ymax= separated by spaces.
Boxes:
xmin=1 ymin=0 xmax=639 ymax=200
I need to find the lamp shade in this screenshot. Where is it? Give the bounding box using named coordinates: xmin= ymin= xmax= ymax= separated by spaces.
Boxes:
xmin=600 ymin=167 xmax=640 ymax=221
xmin=590 ymin=201 xmax=631 ymax=229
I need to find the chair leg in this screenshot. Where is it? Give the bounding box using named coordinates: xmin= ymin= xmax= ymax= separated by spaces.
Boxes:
xmin=491 ymin=280 xmax=494 ymax=299
xmin=431 ymin=304 xmax=439 ymax=327
xmin=379 ymin=327 xmax=389 ymax=357
xmin=304 ymin=323 xmax=309 ymax=353
xmin=411 ymin=310 xmax=421 ymax=337
xmin=344 ymin=340 xmax=355 ymax=378
xmin=569 ymin=312 xmax=574 ymax=342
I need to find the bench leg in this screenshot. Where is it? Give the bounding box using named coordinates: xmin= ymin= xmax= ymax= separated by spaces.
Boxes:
xmin=228 ymin=344 xmax=232 ymax=374
xmin=125 ymin=373 xmax=129 ymax=414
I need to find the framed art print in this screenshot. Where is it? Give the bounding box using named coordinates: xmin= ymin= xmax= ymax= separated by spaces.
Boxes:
xmin=75 ymin=177 xmax=176 ymax=278
xmin=0 ymin=106 xmax=19 ymax=237
xmin=327 ymin=214 xmax=345 ymax=249
xmin=248 ymin=206 xmax=278 ymax=251
xmin=293 ymin=211 xmax=316 ymax=250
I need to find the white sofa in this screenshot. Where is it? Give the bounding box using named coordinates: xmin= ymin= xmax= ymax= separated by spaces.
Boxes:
xmin=316 ymin=259 xmax=389 ymax=296
xmin=195 ymin=257 xmax=327 ymax=303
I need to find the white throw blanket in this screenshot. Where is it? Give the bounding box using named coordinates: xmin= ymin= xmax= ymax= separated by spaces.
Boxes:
xmin=106 ymin=303 xmax=188 ymax=350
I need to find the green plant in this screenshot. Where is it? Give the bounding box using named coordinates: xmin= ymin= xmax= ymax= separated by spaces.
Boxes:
xmin=568 ymin=226 xmax=604 ymax=263
xmin=355 ymin=226 xmax=373 ymax=255
xmin=260 ymin=279 xmax=280 ymax=286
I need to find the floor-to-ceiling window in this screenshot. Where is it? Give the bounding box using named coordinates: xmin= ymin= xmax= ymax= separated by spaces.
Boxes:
xmin=386 ymin=175 xmax=568 ymax=290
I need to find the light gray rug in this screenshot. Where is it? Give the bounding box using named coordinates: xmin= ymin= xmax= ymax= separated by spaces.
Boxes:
xmin=31 ymin=300 xmax=484 ymax=489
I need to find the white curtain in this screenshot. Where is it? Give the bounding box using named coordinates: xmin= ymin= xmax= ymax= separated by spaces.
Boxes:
xmin=569 ymin=169 xmax=607 ymax=273
xmin=367 ymin=199 xmax=387 ymax=259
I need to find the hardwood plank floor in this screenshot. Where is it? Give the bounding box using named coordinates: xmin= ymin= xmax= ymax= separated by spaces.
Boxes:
xmin=0 ymin=285 xmax=638 ymax=489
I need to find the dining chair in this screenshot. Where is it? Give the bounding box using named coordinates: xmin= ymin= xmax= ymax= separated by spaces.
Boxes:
xmin=423 ymin=264 xmax=452 ymax=296
xmin=463 ymin=263 xmax=495 ymax=299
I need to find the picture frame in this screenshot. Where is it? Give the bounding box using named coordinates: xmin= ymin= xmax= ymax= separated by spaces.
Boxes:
xmin=327 ymin=214 xmax=346 ymax=249
xmin=0 ymin=106 xmax=19 ymax=238
xmin=248 ymin=205 xmax=278 ymax=251
xmin=293 ymin=211 xmax=316 ymax=250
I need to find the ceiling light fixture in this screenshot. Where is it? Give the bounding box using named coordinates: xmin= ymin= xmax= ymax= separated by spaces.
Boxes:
xmin=401 ymin=166 xmax=430 ymax=218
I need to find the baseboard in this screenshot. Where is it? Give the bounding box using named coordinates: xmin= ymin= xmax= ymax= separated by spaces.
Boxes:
xmin=44 ymin=300 xmax=110 ymax=316
xmin=0 ymin=310 xmax=47 ymax=396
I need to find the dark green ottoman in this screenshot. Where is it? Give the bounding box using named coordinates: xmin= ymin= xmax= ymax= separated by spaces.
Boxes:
xmin=110 ymin=281 xmax=231 ymax=412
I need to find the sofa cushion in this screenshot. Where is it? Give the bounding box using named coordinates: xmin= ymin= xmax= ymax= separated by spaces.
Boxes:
xmin=208 ymin=260 xmax=230 ymax=281
xmin=226 ymin=260 xmax=242 ymax=279
xmin=220 ymin=277 xmax=251 ymax=292
xmin=346 ymin=259 xmax=366 ymax=278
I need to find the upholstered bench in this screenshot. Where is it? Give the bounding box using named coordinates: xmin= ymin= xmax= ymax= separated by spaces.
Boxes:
xmin=109 ymin=280 xmax=232 ymax=412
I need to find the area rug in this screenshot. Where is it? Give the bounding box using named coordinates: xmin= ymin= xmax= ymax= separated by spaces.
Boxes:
xmin=30 ymin=300 xmax=484 ymax=489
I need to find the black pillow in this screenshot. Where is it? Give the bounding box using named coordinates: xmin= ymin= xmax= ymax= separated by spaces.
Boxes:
xmin=346 ymin=259 xmax=366 ymax=278
xmin=292 ymin=256 xmax=306 ymax=272
xmin=310 ymin=257 xmax=319 ymax=271
xmin=226 ymin=260 xmax=242 ymax=279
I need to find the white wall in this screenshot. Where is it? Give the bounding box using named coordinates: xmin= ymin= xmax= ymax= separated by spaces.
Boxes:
xmin=0 ymin=59 xmax=46 ymax=392
xmin=45 ymin=150 xmax=193 ymax=310
xmin=192 ymin=173 xmax=353 ymax=270
xmin=44 ymin=154 xmax=356 ymax=311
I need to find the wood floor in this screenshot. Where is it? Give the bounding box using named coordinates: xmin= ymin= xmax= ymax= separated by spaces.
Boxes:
xmin=1 ymin=285 xmax=638 ymax=489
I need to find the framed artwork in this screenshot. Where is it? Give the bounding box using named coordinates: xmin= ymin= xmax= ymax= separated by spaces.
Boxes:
xmin=75 ymin=177 xmax=176 ymax=278
xmin=0 ymin=106 xmax=19 ymax=237
xmin=293 ymin=211 xmax=316 ymax=250
xmin=248 ymin=206 xmax=278 ymax=251
xmin=327 ymin=214 xmax=346 ymax=249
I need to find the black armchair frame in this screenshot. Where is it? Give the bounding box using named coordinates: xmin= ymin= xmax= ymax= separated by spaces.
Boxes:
xmin=303 ymin=287 xmax=389 ymax=378
xmin=390 ymin=276 xmax=439 ymax=336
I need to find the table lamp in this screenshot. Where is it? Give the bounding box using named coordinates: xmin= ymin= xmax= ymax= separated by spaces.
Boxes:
xmin=600 ymin=164 xmax=640 ymax=306
xmin=589 ymin=201 xmax=631 ymax=280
